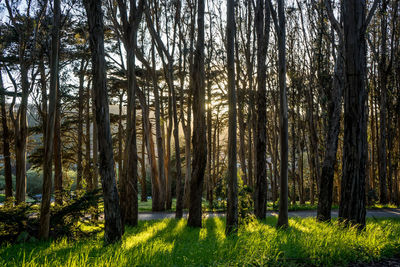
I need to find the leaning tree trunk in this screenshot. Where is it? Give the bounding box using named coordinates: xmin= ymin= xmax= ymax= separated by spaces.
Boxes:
xmin=317 ymin=44 xmax=344 ymax=222
xmin=39 ymin=0 xmax=60 ymax=239
xmin=84 ymin=0 xmax=123 ymax=243
xmin=188 ymin=0 xmax=206 ymax=228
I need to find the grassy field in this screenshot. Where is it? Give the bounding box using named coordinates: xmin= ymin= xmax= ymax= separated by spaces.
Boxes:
xmin=1 ymin=217 xmax=399 ymax=266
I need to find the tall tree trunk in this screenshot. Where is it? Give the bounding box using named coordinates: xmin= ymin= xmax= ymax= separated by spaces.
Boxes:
xmin=254 ymin=0 xmax=270 ymax=220
xmin=54 ymin=81 xmax=62 ymax=204
xmin=85 ymin=85 xmax=92 ymax=190
xmin=378 ymin=0 xmax=388 ymax=204
xmin=15 ymin=63 xmax=28 ymax=204
xmin=317 ymin=43 xmax=344 ymax=221
xmin=76 ymin=59 xmax=86 ymax=192
xmin=84 ymin=0 xmax=123 ymax=243
xmin=151 ymin=45 xmax=166 ymax=211
xmin=0 ymin=72 xmax=13 ymax=203
xmin=39 ymin=0 xmax=60 ymax=238
xmin=188 ymin=0 xmax=206 ymax=228
xmin=226 ymin=0 xmax=238 ymax=235
xmin=339 ymin=0 xmax=376 ymax=229
xmin=276 ymin=0 xmax=289 ymax=228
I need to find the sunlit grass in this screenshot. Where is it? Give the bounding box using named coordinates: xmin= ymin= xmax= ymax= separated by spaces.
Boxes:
xmin=1 ymin=217 xmax=399 ymax=266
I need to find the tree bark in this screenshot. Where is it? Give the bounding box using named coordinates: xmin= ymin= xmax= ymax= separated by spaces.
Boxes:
xmin=84 ymin=0 xmax=123 ymax=243
xmin=275 ymin=0 xmax=289 ymax=228
xmin=226 ymin=0 xmax=238 ymax=235
xmin=39 ymin=0 xmax=60 ymax=238
xmin=254 ymin=0 xmax=270 ymax=220
xmin=0 ymin=72 xmax=13 ymax=203
xmin=339 ymin=0 xmax=375 ymax=229
xmin=188 ymin=0 xmax=206 ymax=228
xmin=378 ymin=0 xmax=388 ymax=204
xmin=317 ymin=43 xmax=344 ymax=222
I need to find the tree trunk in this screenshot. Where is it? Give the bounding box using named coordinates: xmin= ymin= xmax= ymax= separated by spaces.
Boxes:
xmin=339 ymin=0 xmax=371 ymax=229
xmin=317 ymin=43 xmax=344 ymax=222
xmin=378 ymin=0 xmax=388 ymax=204
xmin=188 ymin=0 xmax=206 ymax=228
xmin=15 ymin=63 xmax=28 ymax=204
xmin=254 ymin=0 xmax=270 ymax=220
xmin=226 ymin=0 xmax=238 ymax=235
xmin=0 ymin=72 xmax=13 ymax=203
xmin=276 ymin=0 xmax=289 ymax=228
xmin=85 ymin=84 xmax=92 ymax=190
xmin=39 ymin=0 xmax=60 ymax=238
xmin=54 ymin=81 xmax=62 ymax=204
xmin=84 ymin=0 xmax=123 ymax=243
xmin=77 ymin=59 xmax=85 ymax=192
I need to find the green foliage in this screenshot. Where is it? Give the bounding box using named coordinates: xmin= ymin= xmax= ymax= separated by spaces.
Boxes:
xmin=237 ymin=175 xmax=255 ymax=226
xmin=0 ymin=217 xmax=399 ymax=266
xmin=0 ymin=190 xmax=102 ymax=244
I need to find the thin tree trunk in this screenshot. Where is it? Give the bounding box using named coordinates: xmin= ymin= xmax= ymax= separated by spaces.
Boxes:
xmin=276 ymin=0 xmax=289 ymax=228
xmin=226 ymin=0 xmax=238 ymax=235
xmin=39 ymin=0 xmax=60 ymax=238
xmin=0 ymin=72 xmax=13 ymax=203
xmin=54 ymin=80 xmax=62 ymax=204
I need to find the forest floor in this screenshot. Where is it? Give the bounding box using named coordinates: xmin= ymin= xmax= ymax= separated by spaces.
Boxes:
xmin=1 ymin=217 xmax=399 ymax=266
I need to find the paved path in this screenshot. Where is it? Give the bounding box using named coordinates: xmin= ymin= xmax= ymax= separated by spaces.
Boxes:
xmin=138 ymin=209 xmax=400 ymax=221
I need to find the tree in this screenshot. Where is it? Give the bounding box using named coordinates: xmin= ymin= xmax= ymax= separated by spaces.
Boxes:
xmin=0 ymin=69 xmax=13 ymax=204
xmin=317 ymin=0 xmax=344 ymax=222
xmin=339 ymin=0 xmax=379 ymax=228
xmin=108 ymin=0 xmax=145 ymax=224
xmin=269 ymin=0 xmax=289 ymax=228
xmin=39 ymin=0 xmax=59 ymax=239
xmin=188 ymin=0 xmax=206 ymax=228
xmin=226 ymin=0 xmax=238 ymax=235
xmin=83 ymin=0 xmax=123 ymax=243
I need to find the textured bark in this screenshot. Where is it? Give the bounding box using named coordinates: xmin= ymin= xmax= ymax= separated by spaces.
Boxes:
xmin=339 ymin=0 xmax=375 ymax=229
xmin=140 ymin=137 xmax=147 ymax=202
xmin=15 ymin=63 xmax=28 ymax=204
xmin=84 ymin=0 xmax=123 ymax=243
xmin=54 ymin=82 xmax=62 ymax=204
xmin=275 ymin=0 xmax=289 ymax=228
xmin=317 ymin=44 xmax=344 ymax=222
xmin=378 ymin=0 xmax=388 ymax=204
xmin=76 ymin=59 xmax=86 ymax=192
xmin=40 ymin=0 xmax=60 ymax=238
xmin=114 ymin=0 xmax=144 ymax=226
xmin=226 ymin=0 xmax=238 ymax=235
xmin=0 ymin=72 xmax=12 ymax=203
xmin=254 ymin=0 xmax=270 ymax=220
xmin=150 ymin=45 xmax=166 ymax=211
xmin=84 ymin=85 xmax=92 ymax=190
xmin=188 ymin=0 xmax=206 ymax=228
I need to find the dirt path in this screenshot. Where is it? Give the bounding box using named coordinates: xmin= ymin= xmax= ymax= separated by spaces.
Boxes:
xmin=138 ymin=208 xmax=400 ymax=221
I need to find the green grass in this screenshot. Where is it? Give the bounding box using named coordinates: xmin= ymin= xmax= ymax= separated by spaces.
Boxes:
xmin=1 ymin=217 xmax=399 ymax=266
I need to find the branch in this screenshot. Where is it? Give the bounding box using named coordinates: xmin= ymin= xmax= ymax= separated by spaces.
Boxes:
xmin=365 ymin=0 xmax=381 ymax=30
xmin=324 ymin=0 xmax=342 ymax=36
